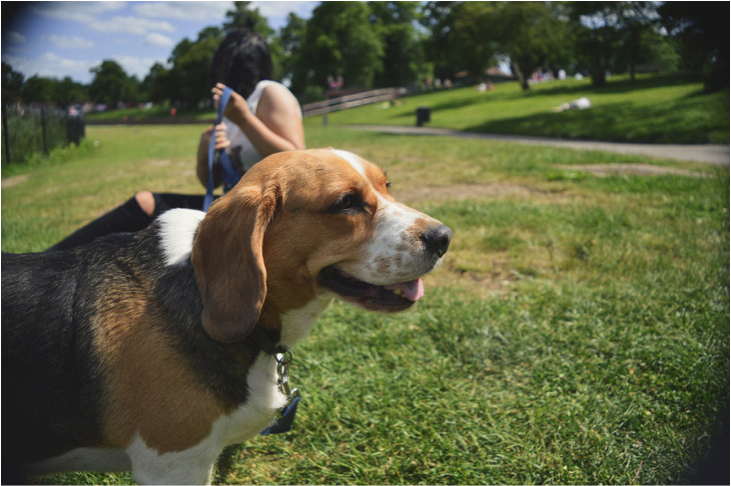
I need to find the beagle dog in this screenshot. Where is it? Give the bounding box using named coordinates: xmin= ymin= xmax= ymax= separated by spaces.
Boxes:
xmin=2 ymin=149 xmax=451 ymax=485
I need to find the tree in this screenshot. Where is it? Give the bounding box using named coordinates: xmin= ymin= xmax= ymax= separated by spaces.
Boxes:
xmin=568 ymin=2 xmax=664 ymax=87
xmin=2 ymin=62 xmax=25 ymax=101
xmin=88 ymin=60 xmax=138 ymax=105
xmin=140 ymin=62 xmax=172 ymax=104
xmin=420 ymin=1 xmax=463 ymax=80
xmin=494 ymin=2 xmax=572 ymax=90
xmin=658 ymin=2 xmax=729 ymax=91
xmin=160 ymin=27 xmax=224 ymax=107
xmin=55 ymin=76 xmax=87 ymax=107
xmin=299 ymin=2 xmax=384 ymax=91
xmin=279 ymin=12 xmax=307 ymax=91
xmin=569 ymin=2 xmax=626 ymax=87
xmin=224 ymin=1 xmax=274 ymax=40
xmin=369 ymin=1 xmax=428 ymax=89
xmin=450 ymin=2 xmax=502 ymax=83
xmin=20 ymin=75 xmax=60 ymax=104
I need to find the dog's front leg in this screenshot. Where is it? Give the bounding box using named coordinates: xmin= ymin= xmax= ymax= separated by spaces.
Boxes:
xmin=126 ymin=435 xmax=221 ymax=485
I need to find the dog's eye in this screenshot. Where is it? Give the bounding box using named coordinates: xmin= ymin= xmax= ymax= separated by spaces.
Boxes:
xmin=329 ymin=193 xmax=361 ymax=213
xmin=386 ymin=181 xmax=392 ymax=190
xmin=336 ymin=195 xmax=355 ymax=210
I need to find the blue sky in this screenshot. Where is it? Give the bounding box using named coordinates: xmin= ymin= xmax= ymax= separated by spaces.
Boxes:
xmin=2 ymin=1 xmax=318 ymax=84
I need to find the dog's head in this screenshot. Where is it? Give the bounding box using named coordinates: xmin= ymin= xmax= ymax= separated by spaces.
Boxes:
xmin=192 ymin=149 xmax=451 ymax=343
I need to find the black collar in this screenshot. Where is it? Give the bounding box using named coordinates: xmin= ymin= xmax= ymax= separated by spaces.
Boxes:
xmin=249 ymin=326 xmax=288 ymax=356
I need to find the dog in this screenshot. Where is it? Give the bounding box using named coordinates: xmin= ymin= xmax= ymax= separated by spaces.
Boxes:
xmin=2 ymin=149 xmax=451 ymax=484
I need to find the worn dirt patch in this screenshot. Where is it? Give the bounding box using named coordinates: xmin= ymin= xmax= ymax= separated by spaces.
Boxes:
xmin=2 ymin=175 xmax=30 ymax=189
xmin=559 ymin=164 xmax=707 ymax=178
xmin=391 ymin=182 xmax=536 ymax=204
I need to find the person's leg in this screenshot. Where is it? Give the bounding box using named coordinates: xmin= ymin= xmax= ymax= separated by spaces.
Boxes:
xmin=46 ymin=192 xmax=210 ymax=252
xmin=47 ymin=191 xmax=157 ymax=252
xmin=151 ymin=193 xmax=206 ymax=217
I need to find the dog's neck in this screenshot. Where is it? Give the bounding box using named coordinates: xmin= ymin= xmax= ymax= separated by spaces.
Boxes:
xmin=277 ymin=297 xmax=334 ymax=350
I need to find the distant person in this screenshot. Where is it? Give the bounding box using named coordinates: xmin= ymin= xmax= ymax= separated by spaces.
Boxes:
xmin=553 ymin=97 xmax=592 ymax=112
xmin=48 ymin=28 xmax=305 ymax=252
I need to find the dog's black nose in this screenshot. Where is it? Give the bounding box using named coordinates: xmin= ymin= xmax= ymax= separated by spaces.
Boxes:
xmin=422 ymin=225 xmax=452 ymax=257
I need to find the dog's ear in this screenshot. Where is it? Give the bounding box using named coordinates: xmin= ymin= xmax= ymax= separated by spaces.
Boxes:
xmin=192 ymin=183 xmax=280 ymax=343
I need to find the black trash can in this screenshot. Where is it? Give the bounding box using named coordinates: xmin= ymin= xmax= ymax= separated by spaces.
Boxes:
xmin=416 ymin=107 xmax=431 ymax=127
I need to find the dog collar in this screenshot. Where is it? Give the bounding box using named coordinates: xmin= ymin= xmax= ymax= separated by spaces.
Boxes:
xmin=249 ymin=326 xmax=287 ymax=356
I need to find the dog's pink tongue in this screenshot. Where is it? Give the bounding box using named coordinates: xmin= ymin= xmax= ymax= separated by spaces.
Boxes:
xmin=385 ymin=278 xmax=425 ymax=302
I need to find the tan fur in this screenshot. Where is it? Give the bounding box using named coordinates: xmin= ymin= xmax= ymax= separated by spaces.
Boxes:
xmin=93 ymin=281 xmax=223 ymax=453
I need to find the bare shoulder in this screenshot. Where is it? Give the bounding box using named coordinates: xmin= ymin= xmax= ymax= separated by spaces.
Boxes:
xmin=258 ymin=83 xmax=301 ymax=114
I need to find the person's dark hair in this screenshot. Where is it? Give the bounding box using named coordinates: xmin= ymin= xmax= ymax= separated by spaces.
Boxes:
xmin=210 ymin=29 xmax=272 ymax=99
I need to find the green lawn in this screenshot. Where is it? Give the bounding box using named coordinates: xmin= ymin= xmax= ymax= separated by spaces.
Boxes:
xmin=310 ymin=73 xmax=730 ymax=144
xmin=2 ymin=125 xmax=729 ymax=485
xmin=85 ymin=105 xmax=215 ymax=122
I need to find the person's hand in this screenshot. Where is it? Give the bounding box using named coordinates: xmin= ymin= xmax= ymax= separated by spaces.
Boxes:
xmin=212 ymin=83 xmax=252 ymax=126
xmin=201 ymin=122 xmax=230 ymax=150
xmin=212 ymin=122 xmax=230 ymax=151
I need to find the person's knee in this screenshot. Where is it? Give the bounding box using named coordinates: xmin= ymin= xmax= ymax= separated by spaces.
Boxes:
xmin=135 ymin=191 xmax=156 ymax=217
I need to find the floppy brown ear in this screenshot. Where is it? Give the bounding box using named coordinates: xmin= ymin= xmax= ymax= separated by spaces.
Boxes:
xmin=191 ymin=184 xmax=279 ymax=343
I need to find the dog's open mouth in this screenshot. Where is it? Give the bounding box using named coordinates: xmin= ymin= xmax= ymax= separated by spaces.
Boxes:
xmin=318 ymin=266 xmax=424 ymax=312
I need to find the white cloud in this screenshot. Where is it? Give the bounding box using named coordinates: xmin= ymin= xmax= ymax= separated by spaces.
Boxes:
xmin=48 ymin=35 xmax=94 ymax=49
xmin=33 ymin=2 xmax=175 ymax=36
xmin=2 ymin=52 xmax=93 ymax=80
xmin=252 ymin=1 xmax=317 ymax=19
xmin=111 ymin=55 xmax=168 ymax=79
xmin=4 ymin=31 xmax=27 ymax=44
xmin=144 ymin=33 xmax=175 ymax=47
xmin=90 ymin=16 xmax=176 ymax=35
xmin=134 ymin=1 xmax=230 ymax=21
xmin=33 ymin=2 xmax=125 ymax=23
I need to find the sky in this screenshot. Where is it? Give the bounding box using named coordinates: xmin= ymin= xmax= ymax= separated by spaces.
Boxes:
xmin=1 ymin=1 xmax=319 ymax=85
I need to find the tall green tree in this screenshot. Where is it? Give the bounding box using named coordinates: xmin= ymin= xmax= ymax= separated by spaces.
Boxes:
xmin=279 ymin=12 xmax=307 ymax=91
xmin=299 ymin=2 xmax=384 ymax=91
xmin=140 ymin=62 xmax=171 ymax=104
xmin=658 ymin=1 xmax=729 ymax=91
xmin=224 ymin=1 xmax=274 ymax=40
xmin=55 ymin=76 xmax=87 ymax=107
xmin=88 ymin=60 xmax=138 ymax=105
xmin=568 ymin=2 xmax=662 ymax=87
xmin=161 ymin=27 xmax=224 ymax=106
xmin=420 ymin=1 xmax=465 ymax=80
xmin=2 ymin=62 xmax=25 ymax=102
xmin=369 ymin=1 xmax=428 ymax=89
xmin=494 ymin=2 xmax=572 ymax=90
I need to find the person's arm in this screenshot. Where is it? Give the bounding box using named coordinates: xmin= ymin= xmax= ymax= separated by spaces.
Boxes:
xmin=211 ymin=83 xmax=305 ymax=158
xmin=196 ymin=123 xmax=230 ymax=188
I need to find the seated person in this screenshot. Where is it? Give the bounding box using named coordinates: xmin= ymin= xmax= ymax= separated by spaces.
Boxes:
xmin=49 ymin=28 xmax=304 ymax=252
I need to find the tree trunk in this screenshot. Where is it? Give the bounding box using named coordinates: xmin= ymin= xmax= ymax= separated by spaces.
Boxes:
xmin=512 ymin=61 xmax=530 ymax=90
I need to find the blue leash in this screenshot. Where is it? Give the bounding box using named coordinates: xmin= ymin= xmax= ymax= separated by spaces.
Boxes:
xmin=203 ymin=87 xmax=243 ymax=212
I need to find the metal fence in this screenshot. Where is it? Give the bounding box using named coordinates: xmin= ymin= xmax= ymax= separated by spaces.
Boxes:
xmin=1 ymin=103 xmax=85 ymax=165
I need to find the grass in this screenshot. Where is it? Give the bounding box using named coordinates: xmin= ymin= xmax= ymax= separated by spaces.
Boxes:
xmin=85 ymin=105 xmax=215 ymax=122
xmin=311 ymin=73 xmax=730 ymax=144
xmin=2 ymin=125 xmax=729 ymax=485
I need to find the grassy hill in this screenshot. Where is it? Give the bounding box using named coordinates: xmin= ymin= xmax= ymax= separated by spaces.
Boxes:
xmin=310 ymin=73 xmax=730 ymax=145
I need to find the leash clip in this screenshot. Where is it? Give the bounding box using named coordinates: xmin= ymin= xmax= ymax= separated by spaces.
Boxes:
xmin=275 ymin=351 xmax=300 ymax=411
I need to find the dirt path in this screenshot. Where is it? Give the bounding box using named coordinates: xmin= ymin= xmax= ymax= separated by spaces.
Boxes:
xmin=344 ymin=125 xmax=730 ymax=165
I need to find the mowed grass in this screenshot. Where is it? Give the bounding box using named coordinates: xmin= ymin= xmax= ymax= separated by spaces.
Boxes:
xmin=313 ymin=73 xmax=730 ymax=144
xmin=1 ymin=125 xmax=729 ymax=485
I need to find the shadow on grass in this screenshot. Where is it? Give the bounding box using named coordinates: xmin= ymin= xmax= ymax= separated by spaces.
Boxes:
xmin=420 ymin=72 xmax=705 ymax=113
xmin=464 ymin=96 xmax=725 ymax=144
